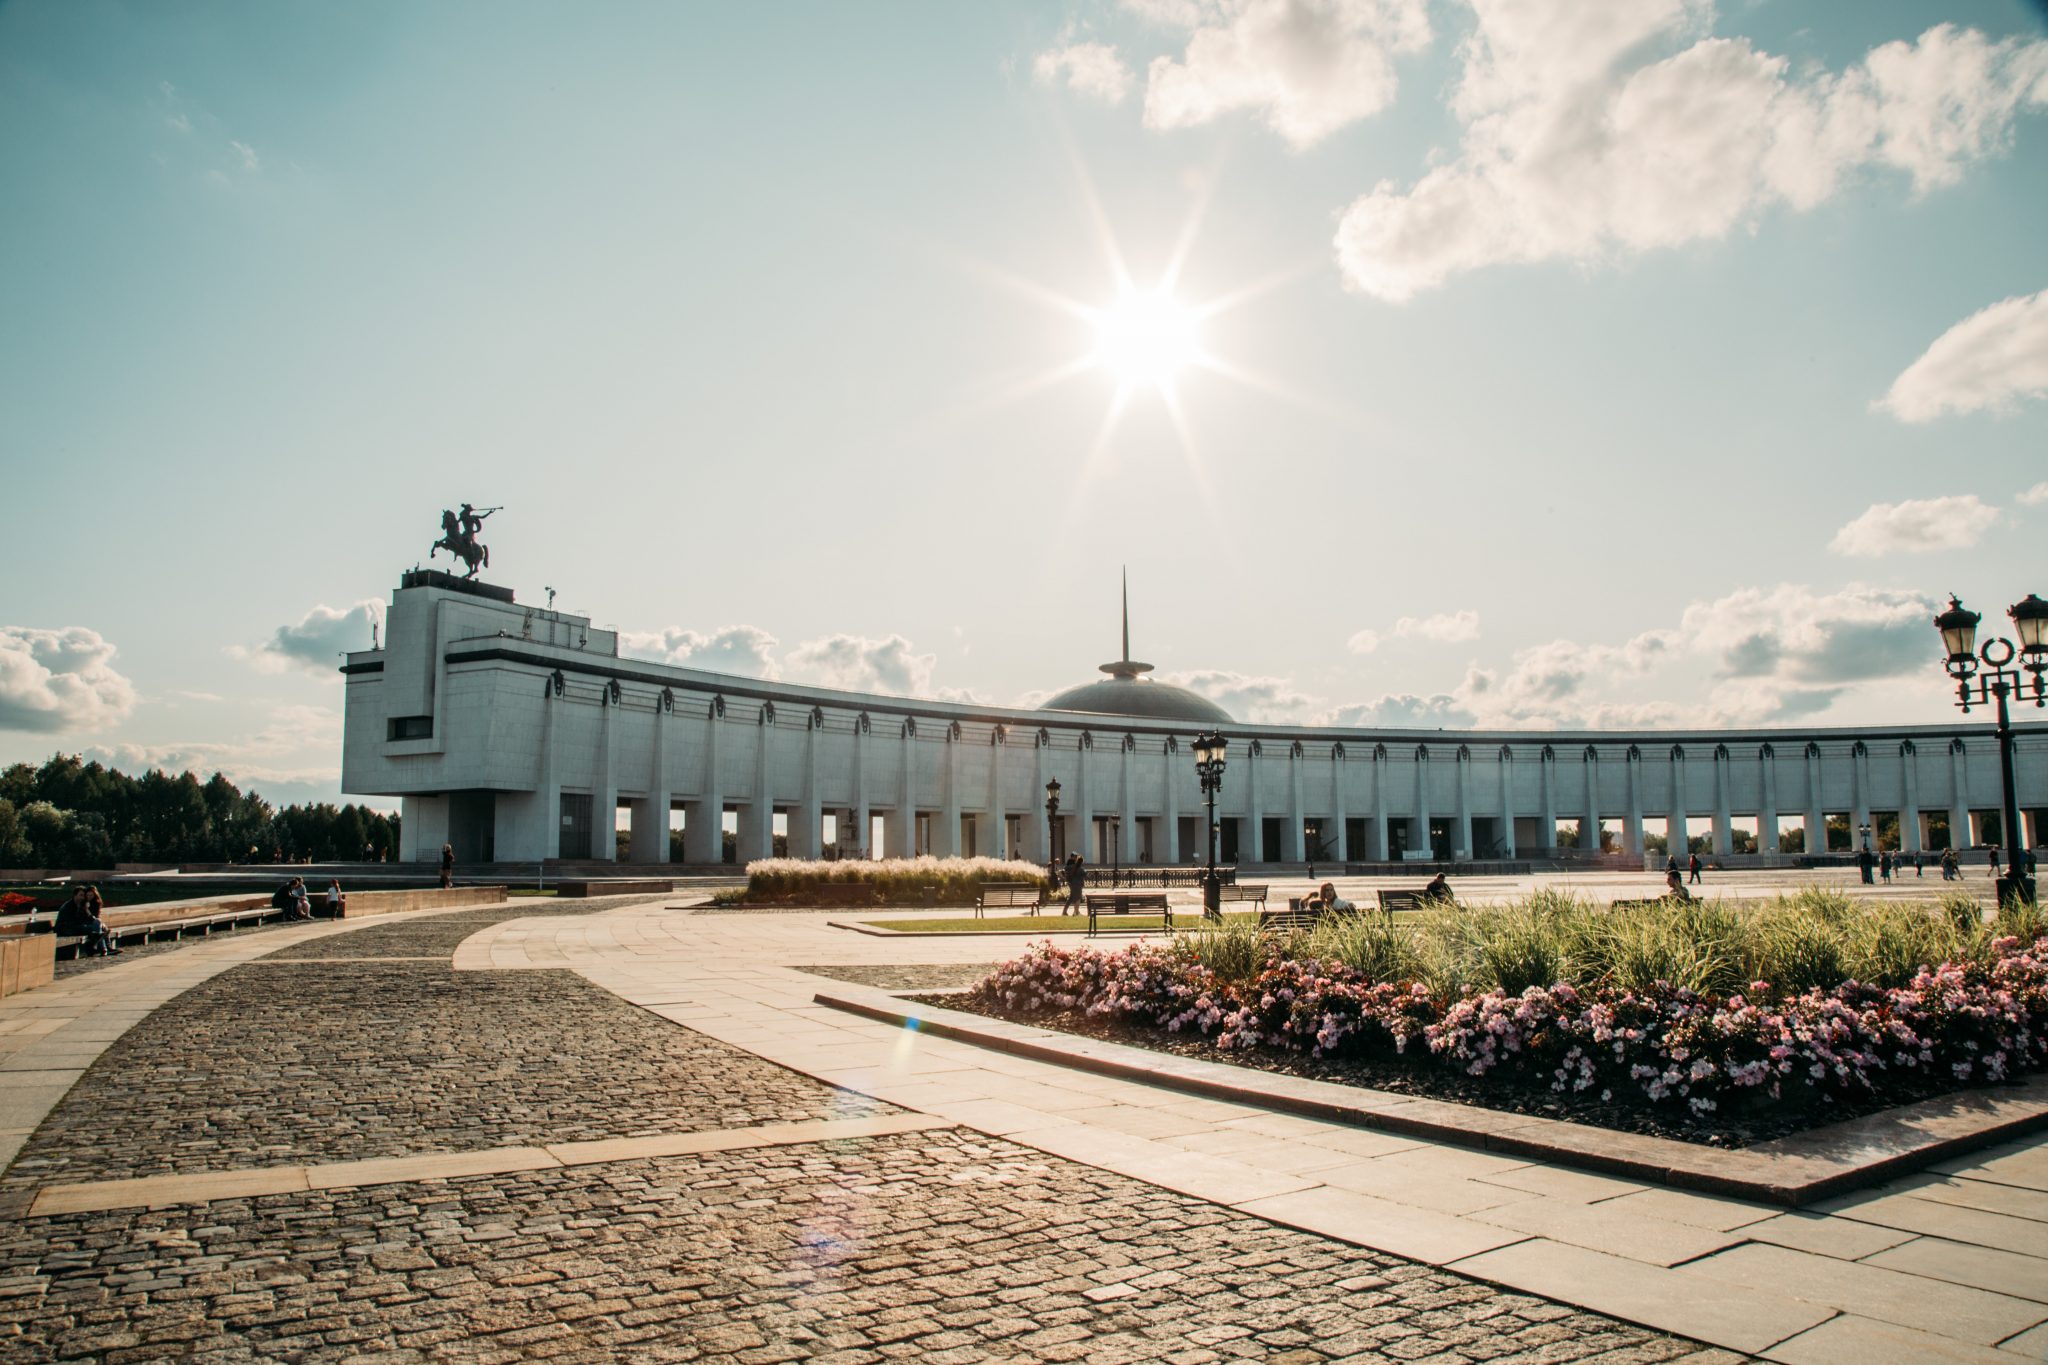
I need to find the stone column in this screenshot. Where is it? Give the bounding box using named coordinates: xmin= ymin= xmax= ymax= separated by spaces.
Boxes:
xmin=1497 ymin=748 xmax=1516 ymax=858
xmin=1455 ymin=746 xmax=1473 ymax=861
xmin=790 ymin=709 xmax=822 ymax=860
xmin=1760 ymin=745 xmax=1780 ymax=854
xmin=1539 ymin=749 xmax=1556 ymax=854
xmin=1075 ymin=735 xmax=1096 ymax=865
xmin=1623 ymin=746 xmax=1643 ymax=858
xmin=1286 ymin=744 xmax=1306 ymax=863
xmin=1415 ymin=747 xmax=1433 ymax=860
xmin=893 ymin=721 xmax=917 ymax=858
xmin=1244 ymin=741 xmax=1264 ymax=865
xmin=1851 ymin=741 xmax=1871 ymax=850
xmin=1370 ymin=747 xmax=1389 ymax=862
xmin=629 ymin=692 xmax=673 ymax=863
xmin=1804 ymin=742 xmax=1824 ymax=855
xmin=851 ymin=715 xmax=870 ymax=859
xmin=593 ymin=687 xmax=617 ymax=862
xmin=1033 ymin=733 xmax=1052 ymax=863
xmin=1162 ymin=742 xmax=1180 ymax=865
xmin=1333 ymin=747 xmax=1350 ymax=863
xmin=1667 ymin=748 xmax=1687 ymax=855
xmin=1118 ymin=738 xmax=1138 ymax=866
xmin=1949 ymin=739 xmax=1970 ymax=849
xmin=1581 ymin=747 xmax=1599 ymax=855
xmin=743 ymin=707 xmax=773 ymax=862
xmin=684 ymin=698 xmax=722 ymax=864
xmin=986 ymin=730 xmax=1008 ymax=859
xmin=1901 ymin=741 xmax=1922 ymax=854
xmin=938 ymin=725 xmax=962 ymax=858
xmin=1713 ymin=746 xmax=1733 ymax=857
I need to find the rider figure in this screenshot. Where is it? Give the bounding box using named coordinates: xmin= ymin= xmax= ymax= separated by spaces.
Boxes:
xmin=458 ymin=503 xmax=493 ymax=546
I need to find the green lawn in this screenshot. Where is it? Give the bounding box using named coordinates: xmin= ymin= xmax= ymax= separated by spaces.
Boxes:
xmin=860 ymin=911 xmax=1262 ymax=934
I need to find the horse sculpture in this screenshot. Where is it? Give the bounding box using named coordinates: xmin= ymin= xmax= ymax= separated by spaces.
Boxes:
xmin=430 ymin=508 xmax=489 ymax=578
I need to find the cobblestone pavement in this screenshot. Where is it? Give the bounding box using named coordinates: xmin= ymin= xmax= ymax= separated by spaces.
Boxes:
xmin=792 ymin=964 xmax=997 ymax=992
xmin=0 ymin=1127 xmax=1730 ymax=1365
xmin=0 ymin=904 xmax=1743 ymax=1363
xmin=1 ymin=959 xmax=890 ymax=1193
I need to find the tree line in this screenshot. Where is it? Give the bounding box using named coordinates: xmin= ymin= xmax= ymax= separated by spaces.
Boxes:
xmin=0 ymin=754 xmax=398 ymax=869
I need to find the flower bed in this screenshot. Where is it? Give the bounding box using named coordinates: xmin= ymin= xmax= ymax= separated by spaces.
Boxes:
xmin=731 ymin=856 xmax=1053 ymax=907
xmin=959 ymin=896 xmax=2048 ymax=1144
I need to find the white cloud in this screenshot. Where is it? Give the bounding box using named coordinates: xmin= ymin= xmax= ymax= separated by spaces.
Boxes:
xmin=2021 ymin=481 xmax=2048 ymax=507
xmin=621 ymin=625 xmax=780 ymax=678
xmin=229 ymin=139 xmax=259 ymax=172
xmin=1318 ymin=692 xmax=1476 ymax=728
xmin=1878 ymin=288 xmax=2048 ymax=422
xmin=1334 ymin=16 xmax=2048 ymax=301
xmin=1165 ymin=669 xmax=1319 ymax=723
xmin=0 ymin=627 xmax=138 ymax=734
xmin=1680 ymin=583 xmax=1934 ymax=688
xmin=1035 ymin=41 xmax=1136 ymax=104
xmin=232 ymin=600 xmax=380 ymax=675
xmin=787 ymin=634 xmax=938 ymax=697
xmin=1828 ymin=495 xmax=2001 ymax=556
xmin=1140 ymin=0 xmax=1431 ymax=148
xmin=1348 ymin=609 xmax=1480 ymax=653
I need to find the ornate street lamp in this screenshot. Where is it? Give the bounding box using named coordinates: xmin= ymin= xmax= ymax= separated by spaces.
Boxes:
xmin=1934 ymin=593 xmax=2046 ymax=905
xmin=1109 ymin=813 xmax=1121 ymax=887
xmin=1045 ymin=778 xmax=1062 ymax=877
xmin=1193 ymin=731 xmax=1228 ymax=920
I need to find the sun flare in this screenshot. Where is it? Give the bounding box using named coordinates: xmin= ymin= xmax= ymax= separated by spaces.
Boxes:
xmin=1087 ymin=288 xmax=1203 ymax=389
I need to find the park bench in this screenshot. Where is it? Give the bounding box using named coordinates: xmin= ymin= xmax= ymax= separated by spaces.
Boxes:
xmin=1379 ymin=888 xmax=1452 ymax=916
xmin=1259 ymin=897 xmax=1330 ymax=934
xmin=1611 ymin=896 xmax=1688 ymax=910
xmin=975 ymin=882 xmax=1043 ymax=918
xmin=45 ymin=901 xmax=293 ymax=959
xmin=1084 ymin=891 xmax=1171 ymax=936
xmin=1217 ymin=883 xmax=1268 ymax=911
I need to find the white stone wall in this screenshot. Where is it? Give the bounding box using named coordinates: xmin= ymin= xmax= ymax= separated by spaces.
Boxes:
xmin=343 ymin=580 xmax=2048 ymax=864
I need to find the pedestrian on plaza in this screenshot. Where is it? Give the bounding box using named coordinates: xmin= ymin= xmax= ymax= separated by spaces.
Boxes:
xmin=1914 ymin=850 xmax=1924 ymax=877
xmin=1665 ymin=853 xmax=1680 ymax=878
xmin=1687 ymin=853 xmax=1702 ymax=885
xmin=1879 ymin=850 xmax=1893 ymax=883
xmin=1857 ymin=844 xmax=1875 ymax=885
xmin=1063 ymin=852 xmax=1086 ymax=915
xmin=323 ymin=878 xmax=346 ymax=918
xmin=1989 ymin=846 xmax=2001 ymax=879
xmin=1941 ymin=847 xmax=1958 ymax=881
xmin=440 ymin=842 xmax=455 ymax=890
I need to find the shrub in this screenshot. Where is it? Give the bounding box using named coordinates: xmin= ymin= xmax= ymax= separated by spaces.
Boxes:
xmin=740 ymin=856 xmax=1051 ymax=907
xmin=963 ymin=893 xmax=2048 ymax=1123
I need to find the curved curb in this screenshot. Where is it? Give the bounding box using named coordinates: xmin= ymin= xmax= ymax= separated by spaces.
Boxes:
xmin=814 ymin=987 xmax=2048 ymax=1208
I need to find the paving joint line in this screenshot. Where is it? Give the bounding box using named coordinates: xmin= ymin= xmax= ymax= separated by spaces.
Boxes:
xmin=26 ymin=1112 xmax=956 ymax=1216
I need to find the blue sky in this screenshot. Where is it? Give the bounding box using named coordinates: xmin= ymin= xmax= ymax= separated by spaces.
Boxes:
xmin=3 ymin=0 xmax=2046 ymax=807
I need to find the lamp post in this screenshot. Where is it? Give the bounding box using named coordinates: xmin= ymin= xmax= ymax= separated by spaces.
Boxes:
xmin=1045 ymin=778 xmax=1062 ymax=881
xmin=1933 ymin=593 xmax=2046 ymax=906
xmin=1109 ymin=814 xmax=1121 ymax=887
xmin=1193 ymin=731 xmax=1228 ymax=920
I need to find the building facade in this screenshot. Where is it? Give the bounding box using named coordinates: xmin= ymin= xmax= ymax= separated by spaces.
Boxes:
xmin=342 ymin=573 xmax=2048 ymax=866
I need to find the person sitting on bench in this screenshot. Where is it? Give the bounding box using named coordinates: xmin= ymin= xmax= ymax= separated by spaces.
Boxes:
xmin=1319 ymin=882 xmax=1354 ymax=913
xmin=58 ymin=888 xmax=117 ymax=956
xmin=1423 ymin=872 xmax=1454 ymax=904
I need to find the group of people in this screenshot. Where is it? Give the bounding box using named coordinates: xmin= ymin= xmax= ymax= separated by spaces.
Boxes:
xmin=270 ymin=877 xmax=345 ymax=920
xmin=53 ymin=885 xmax=117 ymax=956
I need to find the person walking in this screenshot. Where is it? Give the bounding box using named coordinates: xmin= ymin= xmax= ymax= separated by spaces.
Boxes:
xmin=1989 ymin=845 xmax=2001 ymax=880
xmin=439 ymin=842 xmax=455 ymax=890
xmin=1063 ymin=852 xmax=1086 ymax=916
xmin=1913 ymin=849 xmax=1924 ymax=877
xmin=1687 ymin=852 xmax=1702 ymax=885
xmin=1879 ymin=849 xmax=1893 ymax=883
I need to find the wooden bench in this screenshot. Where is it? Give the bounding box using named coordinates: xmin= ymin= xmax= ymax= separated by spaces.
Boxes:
xmin=1611 ymin=896 xmax=1688 ymax=910
xmin=1084 ymin=892 xmax=1171 ymax=936
xmin=1378 ymin=888 xmax=1452 ymax=916
xmin=975 ymin=882 xmax=1043 ymax=918
xmin=1259 ymin=897 xmax=1329 ymax=934
xmin=1217 ymin=883 xmax=1268 ymax=911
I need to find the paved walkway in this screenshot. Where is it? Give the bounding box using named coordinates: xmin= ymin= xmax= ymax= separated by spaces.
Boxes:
xmin=0 ymin=894 xmax=2040 ymax=1362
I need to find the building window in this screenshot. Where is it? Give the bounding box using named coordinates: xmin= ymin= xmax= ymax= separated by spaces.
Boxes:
xmin=387 ymin=715 xmax=433 ymax=741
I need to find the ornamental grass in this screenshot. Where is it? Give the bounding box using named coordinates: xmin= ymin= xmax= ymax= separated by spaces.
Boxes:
xmin=968 ymin=892 xmax=2048 ymax=1120
xmin=740 ymin=855 xmax=1052 ymax=906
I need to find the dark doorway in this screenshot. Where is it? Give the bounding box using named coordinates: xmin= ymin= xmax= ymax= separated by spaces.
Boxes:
xmin=558 ymin=793 xmax=594 ymax=860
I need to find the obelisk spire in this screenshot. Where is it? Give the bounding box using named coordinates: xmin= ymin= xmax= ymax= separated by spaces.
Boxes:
xmin=1122 ymin=566 xmax=1130 ymax=663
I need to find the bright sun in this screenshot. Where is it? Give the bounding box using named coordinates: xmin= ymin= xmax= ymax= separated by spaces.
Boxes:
xmin=1089 ymin=288 xmax=1203 ymax=388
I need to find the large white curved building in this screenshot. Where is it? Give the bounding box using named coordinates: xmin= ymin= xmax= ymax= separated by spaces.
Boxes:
xmin=342 ymin=572 xmax=2048 ymax=867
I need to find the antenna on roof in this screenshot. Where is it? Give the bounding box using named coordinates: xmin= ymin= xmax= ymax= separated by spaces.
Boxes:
xmin=1122 ymin=565 xmax=1130 ymax=663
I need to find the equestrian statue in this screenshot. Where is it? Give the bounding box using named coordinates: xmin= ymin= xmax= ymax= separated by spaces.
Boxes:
xmin=430 ymin=503 xmax=498 ymax=579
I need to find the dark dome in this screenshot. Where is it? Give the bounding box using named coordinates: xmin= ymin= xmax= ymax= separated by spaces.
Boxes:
xmin=1041 ymin=675 xmax=1233 ymax=724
